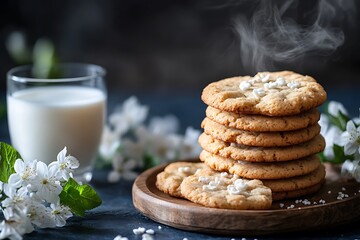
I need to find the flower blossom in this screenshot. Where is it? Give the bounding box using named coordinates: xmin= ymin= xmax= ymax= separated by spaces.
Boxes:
xmin=30 ymin=162 xmax=62 ymax=203
xmin=8 ymin=158 xmax=37 ymax=188
xmin=109 ymin=96 xmax=148 ymax=136
xmin=0 ymin=207 xmax=33 ymax=240
xmin=108 ymin=153 xmax=138 ymax=183
xmin=49 ymin=147 xmax=79 ymax=181
xmin=1 ymin=185 xmax=28 ymax=212
xmin=99 ymin=126 xmax=121 ymax=160
xmin=50 ymin=202 xmax=73 ymax=227
xmin=341 ymin=159 xmax=360 ymax=182
xmin=319 ymin=114 xmax=342 ymax=159
xmin=178 ymin=127 xmax=202 ymax=159
xmin=327 ymin=101 xmax=348 ymax=117
xmin=339 ymin=121 xmax=360 ymax=156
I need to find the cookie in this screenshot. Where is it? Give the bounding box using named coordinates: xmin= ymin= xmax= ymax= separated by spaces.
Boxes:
xmin=180 ymin=167 xmax=272 ymax=210
xmin=201 ymin=117 xmax=321 ymax=147
xmin=198 ymin=133 xmax=325 ymax=162
xmin=262 ymin=165 xmax=326 ymax=192
xmin=156 ymin=162 xmax=204 ymax=197
xmin=206 ymin=106 xmax=320 ymax=132
xmin=272 ymin=180 xmax=325 ymax=201
xmin=201 ymin=71 xmax=327 ymax=116
xmin=199 ymin=150 xmax=321 ymax=179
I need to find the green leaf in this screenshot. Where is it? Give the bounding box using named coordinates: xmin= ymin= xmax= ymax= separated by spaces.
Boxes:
xmin=331 ymin=144 xmax=353 ymax=164
xmin=0 ymin=142 xmax=22 ymax=183
xmin=143 ymin=153 xmax=160 ymax=170
xmin=327 ymin=110 xmax=350 ymax=132
xmin=59 ymin=178 xmax=102 ymax=216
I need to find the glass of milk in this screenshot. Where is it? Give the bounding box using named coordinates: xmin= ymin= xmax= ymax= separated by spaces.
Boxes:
xmin=7 ymin=63 xmax=107 ymax=182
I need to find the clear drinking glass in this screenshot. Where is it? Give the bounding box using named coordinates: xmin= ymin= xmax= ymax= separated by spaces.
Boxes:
xmin=7 ymin=63 xmax=107 ymax=182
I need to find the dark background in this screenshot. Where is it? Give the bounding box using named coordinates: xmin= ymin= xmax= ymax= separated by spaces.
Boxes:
xmin=0 ymin=0 xmax=359 ymax=94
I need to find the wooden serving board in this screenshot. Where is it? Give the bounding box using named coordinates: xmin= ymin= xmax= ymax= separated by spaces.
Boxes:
xmin=132 ymin=161 xmax=360 ymax=235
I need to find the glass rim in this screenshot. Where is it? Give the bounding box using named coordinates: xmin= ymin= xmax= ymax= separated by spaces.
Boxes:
xmin=7 ymin=63 xmax=106 ymax=83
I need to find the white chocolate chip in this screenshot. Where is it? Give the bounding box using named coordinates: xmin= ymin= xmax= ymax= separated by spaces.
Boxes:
xmin=287 ymin=81 xmax=301 ymax=89
xmin=220 ymin=172 xmax=229 ymax=178
xmin=202 ymin=184 xmax=217 ymax=191
xmin=264 ymin=81 xmax=278 ymax=89
xmin=239 ymin=81 xmax=252 ymax=91
xmin=178 ymin=166 xmax=191 ymax=173
xmin=252 ymin=88 xmax=266 ymax=99
xmin=275 ymin=77 xmax=286 ymax=86
xmin=234 ymin=179 xmax=249 ymax=191
xmin=198 ymin=176 xmax=210 ymax=183
xmin=227 ymin=185 xmax=241 ymax=195
xmin=261 ymin=74 xmax=270 ymax=82
xmin=227 ymin=179 xmax=249 ymax=195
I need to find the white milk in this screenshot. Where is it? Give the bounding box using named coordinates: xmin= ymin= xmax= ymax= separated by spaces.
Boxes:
xmin=7 ymin=86 xmax=106 ymax=171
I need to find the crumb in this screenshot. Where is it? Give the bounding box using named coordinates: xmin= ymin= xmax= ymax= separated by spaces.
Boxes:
xmin=133 ymin=227 xmax=146 ymax=235
xmin=146 ymin=229 xmax=155 ymax=235
xmin=142 ymin=233 xmax=154 ymax=240
xmin=158 ymin=226 xmax=162 ymax=230
xmin=114 ymin=235 xmax=129 ymax=240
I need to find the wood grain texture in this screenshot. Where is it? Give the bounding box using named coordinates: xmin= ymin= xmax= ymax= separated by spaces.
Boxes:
xmin=132 ymin=161 xmax=360 ymax=235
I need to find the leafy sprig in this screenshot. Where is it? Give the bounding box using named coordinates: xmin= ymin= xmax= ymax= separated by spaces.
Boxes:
xmin=319 ymin=101 xmax=360 ymax=182
xmin=0 ymin=142 xmax=102 ymax=239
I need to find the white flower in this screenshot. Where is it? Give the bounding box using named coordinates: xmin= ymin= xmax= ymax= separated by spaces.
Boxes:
xmin=121 ymin=139 xmax=146 ymax=168
xmin=328 ymin=101 xmax=348 ymax=117
xmin=341 ymin=159 xmax=360 ymax=182
xmin=0 ymin=220 xmax=22 ymax=240
xmin=148 ymin=115 xmax=179 ymax=135
xmin=108 ymin=153 xmax=138 ymax=183
xmin=25 ymin=199 xmax=55 ymax=228
xmin=99 ymin=126 xmax=121 ymax=160
xmin=8 ymin=158 xmax=37 ymax=188
xmin=339 ymin=121 xmax=360 ymax=155
xmin=31 ymin=162 xmax=62 ymax=203
xmin=49 ymin=147 xmax=79 ymax=181
xmin=50 ymin=202 xmax=73 ymax=227
xmin=136 ymin=126 xmax=180 ymax=163
xmin=1 ymin=185 xmax=28 ymax=212
xmin=0 ymin=207 xmax=33 ymax=240
xmin=178 ymin=127 xmax=202 ymax=159
xmin=319 ymin=114 xmax=343 ymax=159
xmin=109 ymin=96 xmax=148 ymax=136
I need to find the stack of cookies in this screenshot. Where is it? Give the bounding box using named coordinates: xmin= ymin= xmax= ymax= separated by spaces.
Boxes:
xmin=199 ymin=71 xmax=327 ymax=201
xmin=155 ymin=71 xmax=327 ymax=210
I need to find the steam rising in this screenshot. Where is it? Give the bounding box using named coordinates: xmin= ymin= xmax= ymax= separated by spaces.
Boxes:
xmin=234 ymin=0 xmax=355 ymax=72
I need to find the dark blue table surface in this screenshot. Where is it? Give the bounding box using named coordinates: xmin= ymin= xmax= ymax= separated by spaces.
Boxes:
xmin=1 ymin=90 xmax=360 ymax=240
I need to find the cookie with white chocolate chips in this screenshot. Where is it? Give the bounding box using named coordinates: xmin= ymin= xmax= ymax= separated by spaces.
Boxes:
xmin=199 ymin=150 xmax=321 ymax=180
xmin=201 ymin=117 xmax=321 ymax=147
xmin=180 ymin=167 xmax=272 ymax=210
xmin=198 ymin=132 xmax=325 ymax=162
xmin=201 ymin=71 xmax=327 ymax=116
xmin=206 ymin=106 xmax=320 ymax=132
xmin=156 ymin=162 xmax=204 ymax=198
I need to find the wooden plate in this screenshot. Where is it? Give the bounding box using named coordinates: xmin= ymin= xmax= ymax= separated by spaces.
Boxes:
xmin=132 ymin=161 xmax=360 ymax=235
